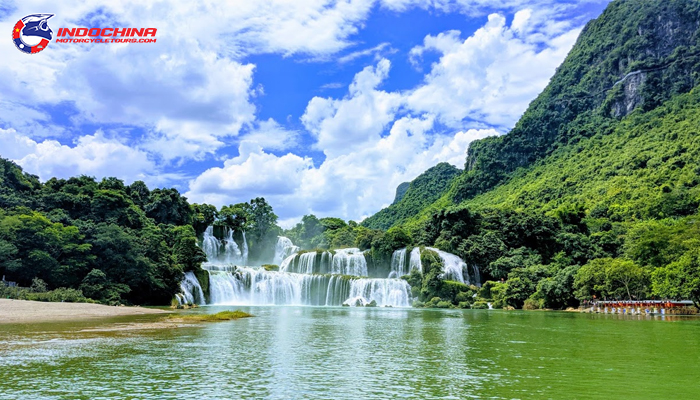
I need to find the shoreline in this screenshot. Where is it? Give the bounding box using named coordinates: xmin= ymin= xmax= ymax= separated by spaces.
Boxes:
xmin=0 ymin=299 xmax=170 ymax=324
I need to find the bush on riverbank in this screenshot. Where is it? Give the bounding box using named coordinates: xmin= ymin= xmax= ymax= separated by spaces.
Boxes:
xmin=169 ymin=310 xmax=253 ymax=321
xmin=0 ymin=284 xmax=92 ymax=303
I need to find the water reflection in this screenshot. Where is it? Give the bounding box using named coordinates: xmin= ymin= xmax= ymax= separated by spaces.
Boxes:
xmin=0 ymin=308 xmax=699 ymax=399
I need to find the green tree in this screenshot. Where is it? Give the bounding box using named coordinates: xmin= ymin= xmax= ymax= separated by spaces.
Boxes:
xmin=574 ymin=258 xmax=648 ymax=301
xmin=651 ymin=249 xmax=700 ymax=308
xmin=145 ymin=188 xmax=193 ymax=226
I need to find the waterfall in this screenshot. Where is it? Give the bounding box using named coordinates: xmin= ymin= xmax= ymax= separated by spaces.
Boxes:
xmin=331 ymin=248 xmax=368 ymax=276
xmin=426 ymin=247 xmax=467 ymax=284
xmin=409 ymin=247 xmax=422 ymax=273
xmin=241 ymin=231 xmax=249 ymax=265
xmin=389 ymin=248 xmax=408 ymax=278
xmin=298 ymin=252 xmax=318 ymax=274
xmin=471 ymin=264 xmax=481 ymax=287
xmin=273 ymin=236 xmax=300 ymax=265
xmin=344 ymin=279 xmax=411 ymax=307
xmin=200 ymin=226 xmax=248 ymax=266
xmin=208 ymin=267 xmax=355 ymax=306
xmin=176 ymin=271 xmax=206 ymax=305
xmin=279 ymin=254 xmax=296 ymax=272
xmin=201 ymin=226 xmax=220 ymax=261
xmin=223 ymin=228 xmax=242 ymax=264
xmin=180 ymin=231 xmax=416 ymax=307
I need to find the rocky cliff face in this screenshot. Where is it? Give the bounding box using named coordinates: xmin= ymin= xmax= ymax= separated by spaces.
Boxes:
xmin=456 ymin=0 xmax=700 ymax=203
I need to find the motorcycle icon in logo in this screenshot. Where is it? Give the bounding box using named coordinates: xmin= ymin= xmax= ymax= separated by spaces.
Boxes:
xmin=12 ymin=14 xmax=54 ymax=54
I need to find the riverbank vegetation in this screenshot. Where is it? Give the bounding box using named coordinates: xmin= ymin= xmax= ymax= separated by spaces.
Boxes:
xmin=0 ymin=158 xmax=280 ymax=305
xmin=169 ymin=310 xmax=253 ymax=322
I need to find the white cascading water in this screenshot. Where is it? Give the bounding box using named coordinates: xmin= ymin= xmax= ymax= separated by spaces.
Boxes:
xmin=201 ymin=226 xmax=248 ymax=266
xmin=176 ymin=230 xmax=442 ymax=307
xmin=471 ymin=264 xmax=481 ymax=287
xmin=241 ymin=231 xmax=249 ymax=264
xmin=273 ymin=236 xmax=300 ymax=265
xmin=426 ymin=247 xmax=468 ymax=284
xmin=409 ymin=247 xmax=422 ymax=273
xmin=389 ymin=248 xmax=407 ymax=278
xmin=201 ymin=226 xmax=220 ymax=260
xmin=208 ymin=267 xmax=355 ymax=306
xmin=280 ymin=248 xmax=368 ymax=277
xmin=330 ymin=248 xmax=368 ymax=276
xmin=176 ymin=271 xmax=206 ymax=305
xmin=344 ymin=279 xmax=411 ymax=307
xmin=223 ymin=228 xmax=242 ymax=264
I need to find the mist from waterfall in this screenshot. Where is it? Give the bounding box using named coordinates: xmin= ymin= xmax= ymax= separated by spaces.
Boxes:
xmin=273 ymin=236 xmax=300 ymax=265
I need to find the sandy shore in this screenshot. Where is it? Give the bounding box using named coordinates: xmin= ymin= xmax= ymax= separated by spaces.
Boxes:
xmin=0 ymin=299 xmax=170 ymax=324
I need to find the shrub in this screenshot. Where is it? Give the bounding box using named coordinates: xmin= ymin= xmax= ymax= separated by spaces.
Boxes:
xmin=523 ymin=298 xmax=542 ymax=310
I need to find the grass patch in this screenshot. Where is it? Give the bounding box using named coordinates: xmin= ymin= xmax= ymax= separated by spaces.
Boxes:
xmin=169 ymin=310 xmax=253 ymax=322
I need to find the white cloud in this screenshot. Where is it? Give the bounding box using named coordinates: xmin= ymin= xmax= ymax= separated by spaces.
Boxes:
xmin=406 ymin=12 xmax=581 ymax=128
xmin=302 ymin=59 xmax=403 ymax=157
xmin=0 ymin=0 xmax=604 ymax=225
xmin=239 ymin=119 xmax=299 ymax=151
xmin=336 ymin=42 xmax=396 ymax=63
xmin=0 ymin=0 xmax=380 ymax=162
xmin=185 ymin=142 xmax=314 ymax=207
xmin=379 ymin=0 xmax=608 ymax=15
xmin=0 ymin=128 xmax=156 ymax=184
xmin=186 ymin=114 xmax=497 ymax=223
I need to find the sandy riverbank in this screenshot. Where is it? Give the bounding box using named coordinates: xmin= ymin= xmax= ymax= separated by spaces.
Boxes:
xmin=0 ymin=299 xmax=170 ymax=323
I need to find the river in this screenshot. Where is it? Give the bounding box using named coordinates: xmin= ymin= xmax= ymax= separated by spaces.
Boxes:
xmin=0 ymin=307 xmax=698 ymax=399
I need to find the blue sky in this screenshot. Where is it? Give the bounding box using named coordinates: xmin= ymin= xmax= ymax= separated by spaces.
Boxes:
xmin=0 ymin=0 xmax=610 ymax=226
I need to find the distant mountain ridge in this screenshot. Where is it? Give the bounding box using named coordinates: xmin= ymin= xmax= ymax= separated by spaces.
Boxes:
xmin=361 ymin=162 xmax=460 ymax=230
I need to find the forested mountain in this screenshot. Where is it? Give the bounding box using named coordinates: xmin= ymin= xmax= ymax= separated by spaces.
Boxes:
xmin=371 ymin=0 xmax=700 ymax=230
xmin=362 ymin=162 xmax=460 ymax=230
xmin=363 ymin=0 xmax=700 ymax=308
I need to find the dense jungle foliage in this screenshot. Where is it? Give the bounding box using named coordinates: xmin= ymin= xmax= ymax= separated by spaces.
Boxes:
xmin=0 ymin=159 xmax=280 ymax=305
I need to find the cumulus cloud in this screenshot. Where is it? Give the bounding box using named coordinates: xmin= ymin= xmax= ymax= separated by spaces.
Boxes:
xmin=302 ymin=59 xmax=403 ymax=157
xmin=407 ymin=11 xmax=580 ymax=128
xmin=0 ymin=128 xmax=156 ymax=184
xmin=185 ymin=142 xmax=314 ymax=212
xmin=186 ymin=113 xmax=497 ymax=224
xmin=239 ymin=119 xmax=299 ymax=152
xmin=0 ymin=0 xmax=380 ymax=162
xmin=188 ymin=2 xmax=586 ymax=222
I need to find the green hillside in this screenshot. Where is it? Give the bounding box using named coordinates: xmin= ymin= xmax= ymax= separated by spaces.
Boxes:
xmin=372 ymin=0 xmax=700 ymax=230
xmin=362 ymin=162 xmax=460 ymax=230
xmin=363 ymin=0 xmax=700 ymax=309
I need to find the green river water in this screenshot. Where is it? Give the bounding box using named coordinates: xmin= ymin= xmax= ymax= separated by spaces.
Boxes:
xmin=0 ymin=306 xmax=698 ymax=399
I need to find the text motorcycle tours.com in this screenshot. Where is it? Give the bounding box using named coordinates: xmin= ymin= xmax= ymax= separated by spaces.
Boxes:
xmin=12 ymin=13 xmax=157 ymax=54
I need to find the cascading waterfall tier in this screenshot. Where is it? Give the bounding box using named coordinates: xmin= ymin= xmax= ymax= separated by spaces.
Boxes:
xmin=345 ymin=279 xmax=411 ymax=307
xmin=201 ymin=226 xmax=248 ymax=266
xmin=273 ymin=236 xmax=300 ymax=265
xmin=280 ymin=248 xmax=368 ymax=276
xmin=176 ymin=271 xmax=206 ymax=305
xmin=207 ymin=267 xmax=410 ymax=307
xmin=177 ymin=231 xmax=474 ymax=307
xmin=426 ymin=247 xmax=468 ymax=284
xmin=389 ymin=247 xmax=423 ymax=278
